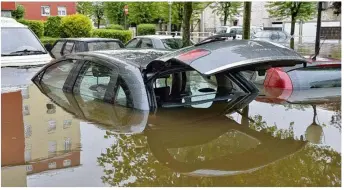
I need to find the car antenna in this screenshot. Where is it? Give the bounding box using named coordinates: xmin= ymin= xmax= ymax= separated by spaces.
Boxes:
xmin=195 ymin=33 xmax=232 ymax=46
xmin=311 ymin=36 xmax=326 ymax=61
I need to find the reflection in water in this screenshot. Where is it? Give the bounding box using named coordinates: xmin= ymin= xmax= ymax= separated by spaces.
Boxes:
xmin=1 ymin=77 xmax=341 ymax=187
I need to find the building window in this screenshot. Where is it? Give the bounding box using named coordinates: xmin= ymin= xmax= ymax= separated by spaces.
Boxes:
xmin=48 ymin=162 xmax=57 ymax=169
xmin=63 ymin=159 xmax=71 ymax=167
xmin=48 ymin=120 xmax=56 ymax=133
xmin=26 ymin=165 xmax=33 ymax=172
xmin=46 ymin=102 xmax=56 ymax=114
xmin=64 ymin=138 xmax=72 ymax=152
xmin=63 ymin=119 xmax=72 ymax=129
xmin=41 ymin=6 xmax=50 ymax=16
xmin=23 ymin=105 xmax=30 ymax=116
xmin=48 ymin=141 xmax=57 ymax=157
xmin=25 ymin=148 xmax=31 ymax=162
xmin=57 ymin=6 xmax=67 ymax=16
xmin=24 ymin=124 xmax=32 ymax=138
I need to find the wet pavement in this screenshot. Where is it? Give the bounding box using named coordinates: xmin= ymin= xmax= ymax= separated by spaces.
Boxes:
xmin=1 ymin=67 xmax=341 ymax=187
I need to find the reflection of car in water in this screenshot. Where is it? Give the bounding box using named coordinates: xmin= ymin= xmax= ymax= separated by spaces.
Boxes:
xmin=32 ymin=39 xmax=309 ymax=176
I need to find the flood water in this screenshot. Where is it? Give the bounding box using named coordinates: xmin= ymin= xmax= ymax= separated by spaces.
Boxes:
xmin=1 ymin=67 xmax=341 ymax=187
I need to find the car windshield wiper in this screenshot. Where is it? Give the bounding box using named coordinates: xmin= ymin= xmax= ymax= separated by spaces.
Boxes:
xmin=3 ymin=49 xmax=47 ymax=56
xmin=195 ymin=33 xmax=233 ymax=46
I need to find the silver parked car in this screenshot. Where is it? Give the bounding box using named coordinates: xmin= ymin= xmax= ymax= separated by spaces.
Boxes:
xmin=252 ymin=30 xmax=291 ymax=43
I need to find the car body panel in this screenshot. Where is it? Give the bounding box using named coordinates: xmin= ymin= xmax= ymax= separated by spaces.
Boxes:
xmin=1 ymin=53 xmax=52 ymax=67
xmin=153 ymin=40 xmax=307 ymax=75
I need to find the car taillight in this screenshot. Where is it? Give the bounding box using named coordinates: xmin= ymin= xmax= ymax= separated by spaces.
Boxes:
xmin=177 ymin=49 xmax=210 ymax=64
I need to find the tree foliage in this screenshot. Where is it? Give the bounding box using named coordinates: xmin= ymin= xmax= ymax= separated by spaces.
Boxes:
xmin=210 ymin=2 xmax=242 ymax=26
xmin=12 ymin=4 xmax=25 ymax=20
xmin=104 ymin=2 xmax=126 ymax=25
xmin=127 ymin=2 xmax=161 ymax=25
xmin=266 ymin=2 xmax=316 ymax=49
xmin=93 ymin=2 xmax=105 ymax=29
xmin=76 ymin=2 xmax=93 ymax=16
xmin=331 ymin=2 xmax=341 ymax=16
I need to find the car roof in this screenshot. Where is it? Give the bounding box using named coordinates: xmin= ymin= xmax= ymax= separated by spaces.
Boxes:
xmin=135 ymin=35 xmax=182 ymax=39
xmin=1 ymin=17 xmax=27 ymax=28
xmin=58 ymin=38 xmax=121 ymax=42
xmin=76 ymin=48 xmax=172 ymax=68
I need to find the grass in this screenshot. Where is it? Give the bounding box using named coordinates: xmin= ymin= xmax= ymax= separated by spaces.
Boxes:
xmin=40 ymin=36 xmax=59 ymax=45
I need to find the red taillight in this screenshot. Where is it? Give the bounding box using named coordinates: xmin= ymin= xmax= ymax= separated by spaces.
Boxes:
xmin=177 ymin=49 xmax=210 ymax=63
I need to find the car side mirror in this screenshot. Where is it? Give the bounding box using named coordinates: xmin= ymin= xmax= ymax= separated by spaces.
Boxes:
xmin=44 ymin=43 xmax=53 ymax=52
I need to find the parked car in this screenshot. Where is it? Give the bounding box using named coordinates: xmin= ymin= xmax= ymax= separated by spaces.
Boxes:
xmin=45 ymin=38 xmax=125 ymax=59
xmin=125 ymin=35 xmax=194 ymax=50
xmin=32 ymin=39 xmax=307 ymax=112
xmin=1 ymin=17 xmax=52 ymax=67
xmin=252 ymin=30 xmax=291 ymax=43
xmin=252 ymin=57 xmax=341 ymax=91
xmin=215 ymin=26 xmax=259 ymax=39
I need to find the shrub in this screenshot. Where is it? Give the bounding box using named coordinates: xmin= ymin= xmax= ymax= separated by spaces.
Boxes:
xmin=12 ymin=4 xmax=25 ymax=20
xmin=17 ymin=19 xmax=44 ymax=38
xmin=92 ymin=29 xmax=132 ymax=44
xmin=44 ymin=16 xmax=62 ymax=37
xmin=137 ymin=24 xmax=156 ymax=35
xmin=40 ymin=36 xmax=58 ymax=45
xmin=60 ymin=14 xmax=93 ymax=38
xmin=106 ymin=24 xmax=124 ymax=30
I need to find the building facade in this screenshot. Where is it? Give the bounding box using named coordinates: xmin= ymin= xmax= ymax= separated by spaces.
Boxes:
xmin=1 ymin=2 xmax=76 ymax=20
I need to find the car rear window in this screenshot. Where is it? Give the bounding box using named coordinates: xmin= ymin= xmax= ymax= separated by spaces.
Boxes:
xmin=161 ymin=38 xmax=184 ymax=49
xmin=88 ymin=41 xmax=121 ymax=51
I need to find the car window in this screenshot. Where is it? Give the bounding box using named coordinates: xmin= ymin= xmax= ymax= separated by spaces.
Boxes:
xmin=125 ymin=38 xmax=140 ymax=48
xmin=88 ymin=41 xmax=121 ymax=51
xmin=1 ymin=28 xmax=46 ymax=55
xmin=62 ymin=41 xmax=75 ymax=55
xmin=51 ymin=41 xmax=64 ymax=58
xmin=254 ymin=31 xmax=270 ymax=38
xmin=161 ymin=38 xmax=183 ymax=49
xmin=139 ymin=38 xmax=153 ymax=48
xmin=216 ymin=27 xmax=227 ymax=34
xmin=73 ymin=61 xmax=114 ymax=101
xmin=41 ymin=59 xmax=76 ymax=89
xmin=278 ymin=31 xmax=287 ymax=40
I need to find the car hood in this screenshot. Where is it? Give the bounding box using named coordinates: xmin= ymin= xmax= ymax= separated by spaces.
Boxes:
xmin=151 ymin=40 xmax=307 ymax=75
xmin=1 ymin=54 xmax=52 ymax=67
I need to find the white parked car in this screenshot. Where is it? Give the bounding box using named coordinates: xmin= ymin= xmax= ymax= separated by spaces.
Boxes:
xmin=1 ymin=17 xmax=52 ymax=67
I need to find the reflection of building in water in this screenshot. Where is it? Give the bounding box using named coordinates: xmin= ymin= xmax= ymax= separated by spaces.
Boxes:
xmin=1 ymin=90 xmax=27 ymax=187
xmin=22 ymin=85 xmax=81 ymax=174
xmin=1 ymin=85 xmax=81 ymax=187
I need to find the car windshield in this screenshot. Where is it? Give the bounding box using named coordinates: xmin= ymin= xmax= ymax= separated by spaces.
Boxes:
xmin=235 ymin=28 xmax=243 ymax=35
xmin=87 ymin=41 xmax=122 ymax=51
xmin=161 ymin=38 xmax=184 ymax=49
xmin=1 ymin=27 xmax=46 ymax=56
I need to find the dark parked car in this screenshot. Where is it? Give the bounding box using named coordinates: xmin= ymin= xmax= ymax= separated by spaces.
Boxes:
xmin=125 ymin=35 xmax=194 ymax=50
xmin=32 ymin=40 xmax=307 ymax=111
xmin=45 ymin=38 xmax=125 ymax=59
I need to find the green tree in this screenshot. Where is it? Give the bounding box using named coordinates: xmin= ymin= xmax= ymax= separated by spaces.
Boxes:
xmin=266 ymin=2 xmax=316 ymax=49
xmin=76 ymin=2 xmax=93 ymax=16
xmin=93 ymin=2 xmax=105 ymax=29
xmin=210 ymin=2 xmax=242 ymax=26
xmin=12 ymin=4 xmax=25 ymax=20
xmin=104 ymin=2 xmax=126 ymax=26
xmin=182 ymin=2 xmax=193 ymax=47
xmin=127 ymin=2 xmax=160 ymax=25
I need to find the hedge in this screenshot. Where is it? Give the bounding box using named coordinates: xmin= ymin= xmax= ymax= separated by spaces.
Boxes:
xmin=60 ymin=14 xmax=93 ymax=38
xmin=106 ymin=24 xmax=124 ymax=30
xmin=44 ymin=16 xmax=62 ymax=37
xmin=92 ymin=29 xmax=132 ymax=43
xmin=40 ymin=36 xmax=58 ymax=45
xmin=137 ymin=24 xmax=156 ymax=35
xmin=18 ymin=19 xmax=44 ymax=38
